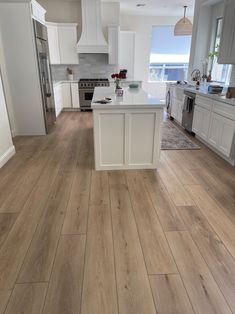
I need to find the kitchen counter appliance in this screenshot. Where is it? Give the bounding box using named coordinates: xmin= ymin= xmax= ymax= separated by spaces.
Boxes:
xmin=182 ymin=90 xmax=196 ymax=133
xmin=79 ymin=78 xmax=109 ymax=110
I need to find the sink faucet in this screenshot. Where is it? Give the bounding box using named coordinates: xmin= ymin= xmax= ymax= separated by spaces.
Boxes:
xmin=191 ymin=69 xmax=201 ymax=81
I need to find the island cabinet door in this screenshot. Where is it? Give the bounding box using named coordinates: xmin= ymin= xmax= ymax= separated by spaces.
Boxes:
xmin=93 ymin=109 xmax=163 ymax=170
xmin=128 ymin=112 xmax=160 ymax=166
xmin=94 ymin=112 xmax=126 ymax=167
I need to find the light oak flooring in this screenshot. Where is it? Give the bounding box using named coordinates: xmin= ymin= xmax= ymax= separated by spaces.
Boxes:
xmin=0 ymin=112 xmax=235 ymax=314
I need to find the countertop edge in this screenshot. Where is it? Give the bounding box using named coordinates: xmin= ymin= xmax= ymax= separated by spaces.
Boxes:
xmin=91 ymin=104 xmax=165 ymax=110
xmin=172 ymin=84 xmax=235 ymax=107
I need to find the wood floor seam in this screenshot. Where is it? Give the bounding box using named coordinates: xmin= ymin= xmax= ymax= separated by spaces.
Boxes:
xmin=164 ymin=230 xmax=197 ymax=314
xmin=176 ymin=205 xmax=235 ymax=312
xmin=79 ymin=167 xmax=92 ymax=314
xmin=14 ymin=167 xmax=70 ymax=287
xmin=123 ymin=171 xmax=161 ymax=313
xmin=185 ymin=225 xmax=235 ymax=314
xmin=107 ymin=172 xmax=120 ymax=314
xmin=165 ymin=230 xmax=232 ymax=313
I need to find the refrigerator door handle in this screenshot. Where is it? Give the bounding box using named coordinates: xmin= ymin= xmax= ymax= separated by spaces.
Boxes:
xmin=45 ymin=58 xmax=52 ymax=98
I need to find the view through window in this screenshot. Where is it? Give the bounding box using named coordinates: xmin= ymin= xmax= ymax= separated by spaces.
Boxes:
xmin=211 ymin=18 xmax=231 ymax=84
xmin=149 ymin=26 xmax=191 ymax=82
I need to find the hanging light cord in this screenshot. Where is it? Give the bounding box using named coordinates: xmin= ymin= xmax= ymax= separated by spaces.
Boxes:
xmin=184 ymin=6 xmax=187 ymax=22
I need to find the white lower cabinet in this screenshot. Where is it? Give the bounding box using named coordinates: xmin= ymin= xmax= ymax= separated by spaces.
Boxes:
xmin=192 ymin=96 xmax=235 ymax=163
xmin=53 ymin=82 xmax=80 ymax=114
xmin=61 ymin=83 xmax=72 ymax=108
xmin=192 ymin=105 xmax=201 ymax=134
xmin=171 ymin=87 xmax=184 ymax=123
xmin=192 ymin=105 xmax=210 ymax=141
xmin=208 ymin=113 xmax=235 ymax=157
xmin=53 ymin=84 xmax=62 ymax=117
xmin=171 ymin=97 xmax=183 ymax=124
xmin=93 ymin=108 xmax=163 ymax=170
xmin=71 ymin=83 xmax=80 ymax=108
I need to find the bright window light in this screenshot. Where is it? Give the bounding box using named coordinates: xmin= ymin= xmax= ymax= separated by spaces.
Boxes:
xmin=149 ymin=26 xmax=191 ymax=82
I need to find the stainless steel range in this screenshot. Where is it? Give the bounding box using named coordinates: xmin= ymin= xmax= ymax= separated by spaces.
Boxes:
xmin=79 ymin=78 xmax=109 ymax=110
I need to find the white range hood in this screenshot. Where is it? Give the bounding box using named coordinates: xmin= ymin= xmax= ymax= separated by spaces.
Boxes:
xmin=77 ymin=0 xmax=108 ymax=54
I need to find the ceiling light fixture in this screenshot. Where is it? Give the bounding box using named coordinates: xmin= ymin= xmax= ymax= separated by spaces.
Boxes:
xmin=174 ymin=6 xmax=192 ymax=36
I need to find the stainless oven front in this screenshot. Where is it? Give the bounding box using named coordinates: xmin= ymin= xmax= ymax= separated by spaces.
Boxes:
xmin=79 ymin=88 xmax=94 ymax=109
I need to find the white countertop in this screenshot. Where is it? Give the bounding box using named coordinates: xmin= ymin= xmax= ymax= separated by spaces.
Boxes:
xmin=91 ymin=87 xmax=165 ymax=109
xmin=172 ymin=83 xmax=235 ymax=107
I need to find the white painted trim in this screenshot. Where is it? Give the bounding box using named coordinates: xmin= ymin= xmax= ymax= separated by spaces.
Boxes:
xmin=0 ymin=145 xmax=15 ymax=169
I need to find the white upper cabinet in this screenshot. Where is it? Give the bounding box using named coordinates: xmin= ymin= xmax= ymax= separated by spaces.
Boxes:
xmin=108 ymin=25 xmax=120 ymax=65
xmin=58 ymin=24 xmax=78 ymax=64
xmin=218 ymin=0 xmax=235 ymax=64
xmin=47 ymin=24 xmax=60 ymax=64
xmin=46 ymin=23 xmax=78 ymax=65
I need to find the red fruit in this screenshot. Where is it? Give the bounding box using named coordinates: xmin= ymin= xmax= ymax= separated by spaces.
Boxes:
xmin=111 ymin=74 xmax=115 ymax=78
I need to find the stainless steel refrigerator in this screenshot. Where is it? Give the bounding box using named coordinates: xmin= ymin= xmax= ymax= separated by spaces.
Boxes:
xmin=33 ymin=19 xmax=56 ymax=133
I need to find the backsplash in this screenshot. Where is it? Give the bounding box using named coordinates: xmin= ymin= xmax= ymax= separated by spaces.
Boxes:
xmin=51 ymin=53 xmax=117 ymax=80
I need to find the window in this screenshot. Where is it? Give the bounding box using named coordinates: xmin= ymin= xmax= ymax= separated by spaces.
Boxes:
xmin=149 ymin=26 xmax=191 ymax=82
xmin=210 ymin=18 xmax=232 ymax=84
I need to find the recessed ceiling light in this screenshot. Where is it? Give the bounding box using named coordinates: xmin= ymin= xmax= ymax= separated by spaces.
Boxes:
xmin=136 ymin=3 xmax=146 ymax=7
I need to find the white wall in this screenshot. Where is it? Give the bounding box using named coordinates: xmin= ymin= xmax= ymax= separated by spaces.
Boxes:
xmin=0 ymin=2 xmax=46 ymax=136
xmin=101 ymin=2 xmax=120 ymax=39
xmin=38 ymin=0 xmax=82 ymax=38
xmin=38 ymin=0 xmax=119 ymax=41
xmin=0 ymin=70 xmax=15 ymax=168
xmin=120 ymin=15 xmax=183 ymax=99
xmin=188 ymin=0 xmax=225 ymax=79
xmin=38 ymin=0 xmax=81 ymax=23
xmin=0 ymin=25 xmax=16 ymax=136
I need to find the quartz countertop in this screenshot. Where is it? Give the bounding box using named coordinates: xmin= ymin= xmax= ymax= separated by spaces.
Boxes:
xmin=172 ymin=83 xmax=235 ymax=107
xmin=91 ymin=87 xmax=165 ymax=109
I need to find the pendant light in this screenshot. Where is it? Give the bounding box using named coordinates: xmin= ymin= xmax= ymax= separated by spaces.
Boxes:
xmin=174 ymin=6 xmax=192 ymax=36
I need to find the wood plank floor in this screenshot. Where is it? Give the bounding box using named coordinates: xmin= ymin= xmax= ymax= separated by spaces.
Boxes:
xmin=0 ymin=112 xmax=234 ymax=313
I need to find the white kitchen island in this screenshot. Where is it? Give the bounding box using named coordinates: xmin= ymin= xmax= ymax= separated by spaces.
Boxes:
xmin=92 ymin=87 xmax=165 ymax=170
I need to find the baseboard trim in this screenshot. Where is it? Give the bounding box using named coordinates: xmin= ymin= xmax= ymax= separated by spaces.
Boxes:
xmin=0 ymin=145 xmax=16 ymax=169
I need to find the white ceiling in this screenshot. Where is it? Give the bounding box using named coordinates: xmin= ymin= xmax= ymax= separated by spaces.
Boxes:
xmin=103 ymin=0 xmax=195 ymax=17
